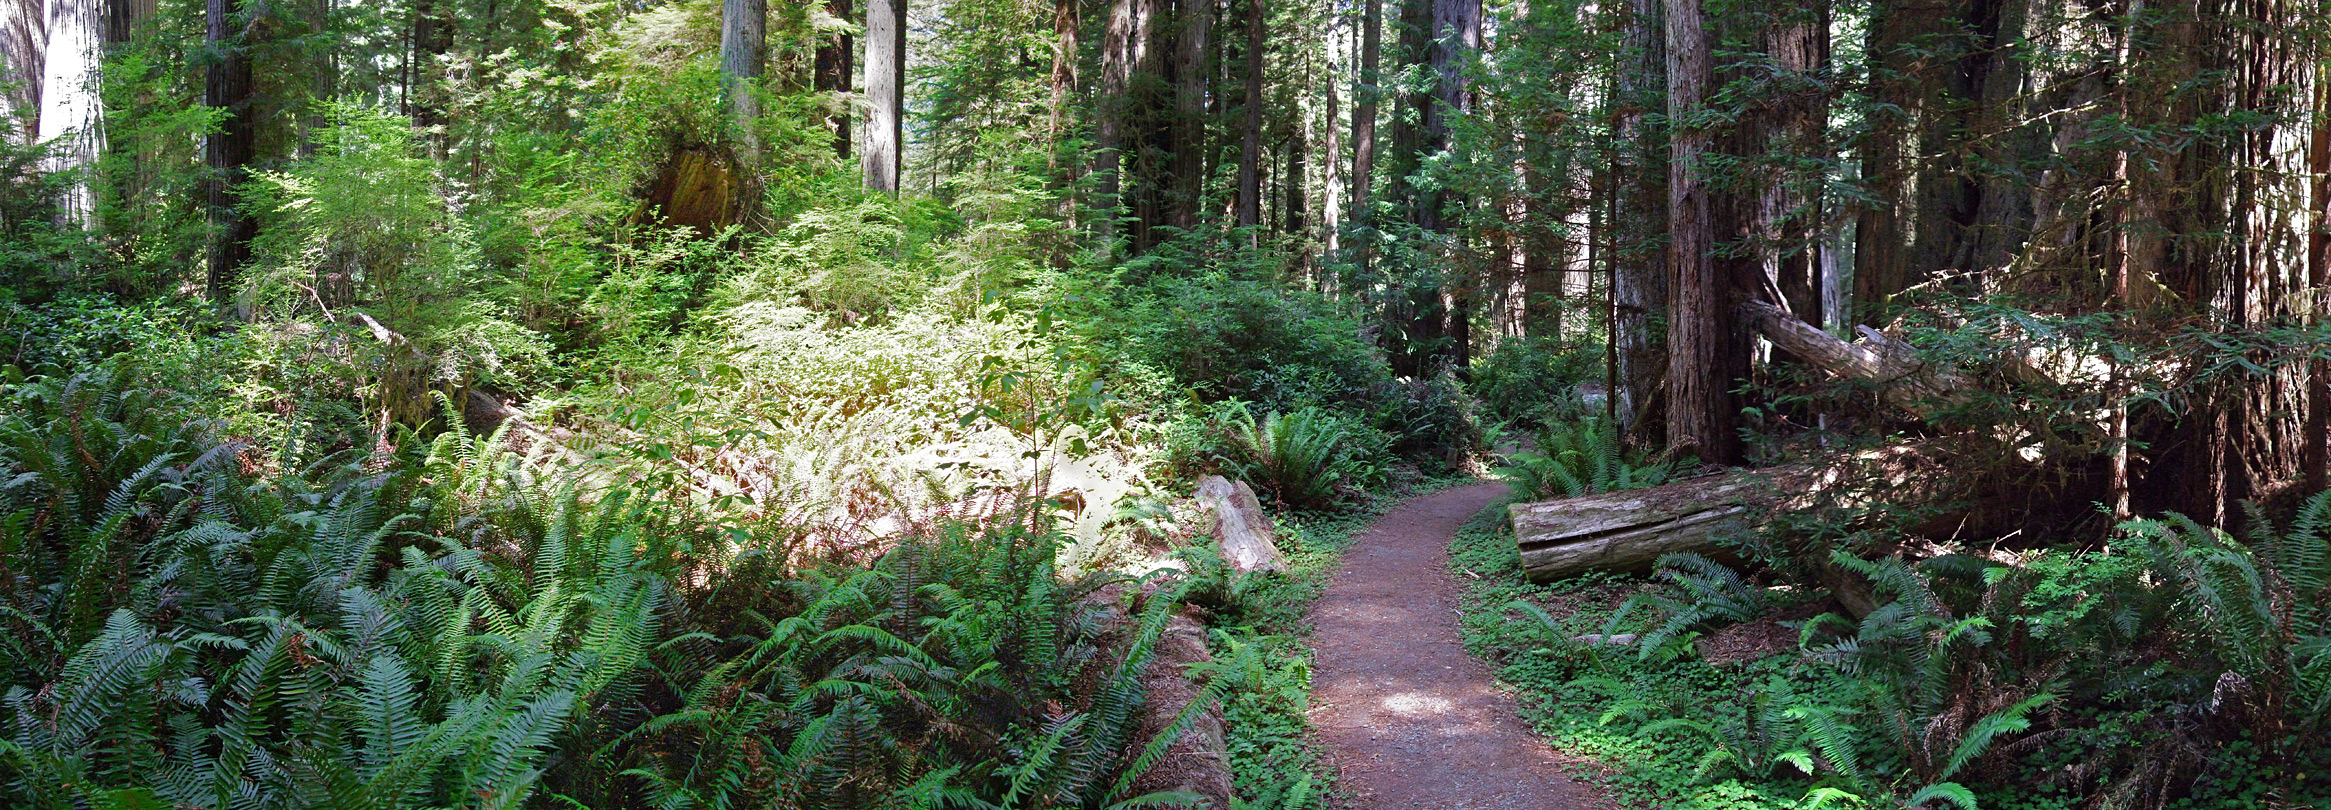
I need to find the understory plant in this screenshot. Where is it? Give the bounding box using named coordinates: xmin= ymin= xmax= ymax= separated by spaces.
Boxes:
xmin=0 ymin=360 xmax=1229 ymax=810
xmin=1495 ymin=416 xmax=1671 ymax=500
xmin=1201 ymin=402 xmax=1387 ymax=511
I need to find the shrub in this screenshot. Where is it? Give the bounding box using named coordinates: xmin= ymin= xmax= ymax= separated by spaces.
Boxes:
xmin=1368 ymin=372 xmax=1484 ymax=466
xmin=1169 ymin=402 xmax=1388 ymax=511
xmin=1470 ymin=334 xmax=1604 ymax=428
xmin=1495 ymin=417 xmax=1670 ymax=500
xmin=1111 ymin=274 xmax=1394 ymax=414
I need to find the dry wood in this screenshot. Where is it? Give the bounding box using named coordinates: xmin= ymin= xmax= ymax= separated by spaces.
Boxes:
xmin=1511 ymin=471 xmax=1775 ymax=582
xmin=1742 ymin=299 xmax=1972 ymax=418
xmin=1511 ymin=444 xmax=1963 ymax=583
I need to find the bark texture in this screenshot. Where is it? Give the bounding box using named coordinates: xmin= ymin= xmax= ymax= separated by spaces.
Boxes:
xmin=862 ymin=0 xmax=904 ymax=192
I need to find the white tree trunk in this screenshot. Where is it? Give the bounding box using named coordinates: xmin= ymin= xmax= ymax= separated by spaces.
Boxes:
xmin=3 ymin=0 xmax=43 ymax=145
xmin=862 ymin=0 xmax=903 ymax=192
xmin=36 ymin=0 xmax=97 ymax=224
xmin=719 ymin=0 xmax=765 ymax=155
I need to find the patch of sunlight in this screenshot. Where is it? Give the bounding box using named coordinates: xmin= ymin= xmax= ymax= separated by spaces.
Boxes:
xmin=1380 ymin=692 xmax=1455 ymax=716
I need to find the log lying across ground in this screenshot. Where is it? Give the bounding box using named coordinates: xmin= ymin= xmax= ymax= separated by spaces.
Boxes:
xmin=1511 ymin=472 xmax=1771 ymax=581
xmin=1515 ymin=304 xmax=2089 ymax=584
xmin=1511 ymin=445 xmax=1957 ymax=583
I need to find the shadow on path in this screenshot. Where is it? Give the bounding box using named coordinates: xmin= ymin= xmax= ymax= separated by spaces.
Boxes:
xmin=1309 ymin=482 xmax=1615 ymax=810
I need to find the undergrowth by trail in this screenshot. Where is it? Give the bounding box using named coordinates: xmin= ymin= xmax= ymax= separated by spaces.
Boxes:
xmin=1202 ymin=476 xmax=1476 ymax=810
xmin=1448 ymin=495 xmax=2331 ymax=810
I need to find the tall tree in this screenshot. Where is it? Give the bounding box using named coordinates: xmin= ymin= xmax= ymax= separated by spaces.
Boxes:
xmin=720 ymin=0 xmax=767 ymax=156
xmin=1612 ymin=0 xmax=1665 ymax=439
xmin=36 ymin=0 xmax=100 ymax=225
xmin=1350 ymin=0 xmax=1378 ymax=243
xmin=2310 ymin=66 xmax=2329 ymax=493
xmin=1172 ymin=0 xmax=1212 ymax=231
xmin=1758 ymin=2 xmax=1826 ymax=327
xmin=1428 ymin=0 xmax=1479 ymax=366
xmin=1235 ymin=0 xmax=1264 ymax=229
xmin=1663 ymin=0 xmax=1733 ymax=463
xmin=1851 ymin=0 xmax=1944 ymax=324
xmin=2 ymin=0 xmax=39 ymax=146
xmin=410 ymin=0 xmax=455 ymax=158
xmin=817 ymin=0 xmax=852 ymax=158
xmin=863 ymin=0 xmax=904 ymax=192
xmin=204 ymin=0 xmax=257 ymax=309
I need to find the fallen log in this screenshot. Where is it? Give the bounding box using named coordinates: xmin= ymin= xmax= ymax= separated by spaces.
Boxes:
xmin=1512 ymin=445 xmax=1969 ymax=583
xmin=1192 ymin=476 xmax=1289 ymax=574
xmin=1511 ymin=472 xmax=1770 ymax=582
xmin=1742 ymin=300 xmax=1972 ymax=420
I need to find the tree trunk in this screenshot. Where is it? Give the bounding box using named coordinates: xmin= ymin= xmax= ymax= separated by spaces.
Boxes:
xmin=1097 ymin=0 xmax=1136 ymax=242
xmin=4 ymin=0 xmax=44 ymax=146
xmin=37 ymin=0 xmax=99 ymax=226
xmin=1851 ymin=0 xmax=1940 ymax=325
xmin=1761 ymin=3 xmax=1826 ymax=327
xmin=862 ymin=0 xmax=904 ymax=192
xmin=1740 ymin=299 xmax=1990 ymax=421
xmin=1286 ymin=114 xmax=1307 ymax=237
xmin=818 ymin=0 xmax=853 ymax=159
xmin=1664 ymin=0 xmax=1734 ymax=463
xmin=1512 ymin=473 xmax=1765 ymax=582
xmin=410 ymin=0 xmax=454 ymax=159
xmin=1172 ymin=0 xmax=1212 ymax=231
xmin=1350 ymin=0 xmax=1378 ymax=249
xmin=1235 ymin=0 xmax=1264 ymax=230
xmin=1512 ymin=443 xmax=2030 ymax=583
xmin=721 ymin=0 xmax=766 ymax=156
xmin=2310 ymin=69 xmax=2329 ymax=494
xmin=204 ymin=0 xmax=257 ymax=311
xmin=1613 ymin=0 xmax=1665 ymax=441
xmin=1323 ymin=53 xmax=1342 ymax=260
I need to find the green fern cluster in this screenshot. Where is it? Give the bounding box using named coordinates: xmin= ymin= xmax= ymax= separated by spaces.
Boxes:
xmin=0 ymin=361 xmax=1218 ymax=809
xmin=2126 ymin=492 xmax=2331 ymax=742
xmin=1493 ymin=417 xmax=1670 ymax=501
xmin=615 ymin=506 xmax=1209 ymax=810
xmin=1207 ymin=403 xmax=1384 ymax=511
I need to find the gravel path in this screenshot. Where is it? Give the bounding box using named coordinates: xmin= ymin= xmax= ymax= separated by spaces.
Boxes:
xmin=1309 ymin=482 xmax=1614 ymax=810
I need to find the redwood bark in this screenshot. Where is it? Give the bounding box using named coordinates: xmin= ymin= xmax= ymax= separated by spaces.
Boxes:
xmin=1236 ymin=0 xmax=1264 ymax=229
xmin=37 ymin=0 xmax=99 ymax=225
xmin=204 ymin=0 xmax=257 ymax=309
xmin=1664 ymin=0 xmax=1733 ymax=463
xmin=2 ymin=0 xmax=39 ymax=146
xmin=817 ymin=0 xmax=853 ymax=159
xmin=1613 ymin=0 xmax=1665 ymax=441
xmin=1173 ymin=0 xmax=1212 ymax=231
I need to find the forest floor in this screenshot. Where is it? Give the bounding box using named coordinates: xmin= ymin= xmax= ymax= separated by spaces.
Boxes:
xmin=1308 ymin=481 xmax=1620 ymax=810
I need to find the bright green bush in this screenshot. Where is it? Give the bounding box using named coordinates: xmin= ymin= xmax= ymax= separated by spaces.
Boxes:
xmin=1110 ymin=273 xmax=1395 ymax=414
xmin=0 ymin=359 xmax=1225 ymax=810
xmin=1470 ymin=334 xmax=1604 ymax=428
xmin=1495 ymin=417 xmax=1671 ymax=500
xmin=1167 ymin=402 xmax=1388 ymax=511
xmin=1367 ymin=372 xmax=1483 ymax=466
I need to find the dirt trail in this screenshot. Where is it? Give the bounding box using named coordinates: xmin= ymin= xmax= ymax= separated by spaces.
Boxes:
xmin=1309 ymin=482 xmax=1613 ymax=810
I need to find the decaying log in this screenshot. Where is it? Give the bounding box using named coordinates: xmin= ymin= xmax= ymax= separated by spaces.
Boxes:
xmin=1742 ymin=300 xmax=1973 ymax=419
xmin=1512 ymin=445 xmax=1965 ymax=583
xmin=1512 ymin=471 xmax=1775 ymax=582
xmin=463 ymin=389 xmax=585 ymax=464
xmin=1192 ymin=476 xmax=1289 ymax=574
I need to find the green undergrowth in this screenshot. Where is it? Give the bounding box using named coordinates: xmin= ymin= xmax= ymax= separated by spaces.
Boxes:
xmin=1450 ymin=493 xmax=2331 ymax=810
xmin=1449 ymin=495 xmax=1841 ymax=809
xmin=1204 ymin=476 xmax=1474 ymax=810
